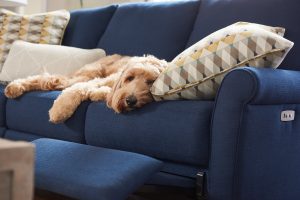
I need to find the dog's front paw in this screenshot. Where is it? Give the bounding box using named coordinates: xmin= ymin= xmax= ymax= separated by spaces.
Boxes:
xmin=49 ymin=104 xmax=70 ymax=124
xmin=49 ymin=93 xmax=80 ymax=124
xmin=5 ymin=82 xmax=25 ymax=98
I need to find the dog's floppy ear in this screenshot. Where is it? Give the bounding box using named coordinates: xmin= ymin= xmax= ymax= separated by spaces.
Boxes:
xmin=144 ymin=55 xmax=168 ymax=73
xmin=106 ymin=91 xmax=113 ymax=108
xmin=106 ymin=72 xmax=123 ymax=108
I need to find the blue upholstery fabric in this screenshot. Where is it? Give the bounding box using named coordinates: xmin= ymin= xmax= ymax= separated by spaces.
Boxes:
xmin=148 ymin=172 xmax=196 ymax=188
xmin=209 ymin=67 xmax=300 ymax=200
xmin=234 ymin=104 xmax=300 ymax=200
xmin=85 ymin=100 xmax=213 ymax=166
xmin=0 ymin=85 xmax=6 ymax=127
xmin=33 ymin=138 xmax=162 ymax=200
xmin=146 ymin=161 xmax=203 ymax=187
xmin=98 ymin=1 xmax=200 ymax=61
xmin=209 ymin=67 xmax=264 ymax=200
xmin=188 ymin=0 xmax=300 ymax=70
xmin=4 ymin=130 xmax=42 ymax=141
xmin=0 ymin=127 xmax=5 ymax=137
xmin=244 ymin=68 xmax=300 ymax=104
xmin=62 ymin=5 xmax=117 ymax=49
xmin=161 ymin=161 xmax=200 ymax=178
xmin=6 ymin=91 xmax=88 ymax=143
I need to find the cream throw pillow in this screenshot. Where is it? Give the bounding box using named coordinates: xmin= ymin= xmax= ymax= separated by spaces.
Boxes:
xmin=151 ymin=22 xmax=294 ymax=100
xmin=0 ymin=41 xmax=106 ymax=82
xmin=0 ymin=9 xmax=70 ymax=71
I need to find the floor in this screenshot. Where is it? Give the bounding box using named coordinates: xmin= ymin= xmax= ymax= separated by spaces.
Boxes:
xmin=35 ymin=185 xmax=196 ymax=200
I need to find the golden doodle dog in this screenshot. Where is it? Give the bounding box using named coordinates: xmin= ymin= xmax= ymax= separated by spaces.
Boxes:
xmin=4 ymin=54 xmax=167 ymax=123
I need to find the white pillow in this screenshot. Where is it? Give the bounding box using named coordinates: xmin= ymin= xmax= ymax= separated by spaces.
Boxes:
xmin=0 ymin=41 xmax=106 ymax=82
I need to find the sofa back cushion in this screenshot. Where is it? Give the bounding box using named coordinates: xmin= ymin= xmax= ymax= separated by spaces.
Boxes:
xmin=188 ymin=0 xmax=300 ymax=70
xmin=62 ymin=5 xmax=117 ymax=49
xmin=97 ymin=1 xmax=200 ymax=61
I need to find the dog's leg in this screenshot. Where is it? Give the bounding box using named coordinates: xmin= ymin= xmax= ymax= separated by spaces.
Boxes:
xmin=5 ymin=74 xmax=69 ymax=98
xmin=4 ymin=73 xmax=93 ymax=98
xmin=48 ymin=82 xmax=89 ymax=123
xmin=5 ymin=54 xmax=127 ymax=99
xmin=49 ymin=74 xmax=119 ymax=123
xmin=88 ymin=86 xmax=112 ymax=101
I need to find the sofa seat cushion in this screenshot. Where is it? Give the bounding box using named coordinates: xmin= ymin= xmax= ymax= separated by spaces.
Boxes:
xmin=85 ymin=100 xmax=213 ymax=166
xmin=0 ymin=85 xmax=6 ymax=127
xmin=33 ymin=138 xmax=162 ymax=200
xmin=98 ymin=0 xmax=200 ymax=61
xmin=62 ymin=5 xmax=117 ymax=49
xmin=6 ymin=91 xmax=89 ymax=143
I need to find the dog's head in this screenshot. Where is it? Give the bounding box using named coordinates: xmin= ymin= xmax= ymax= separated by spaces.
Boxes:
xmin=106 ymin=55 xmax=167 ymax=113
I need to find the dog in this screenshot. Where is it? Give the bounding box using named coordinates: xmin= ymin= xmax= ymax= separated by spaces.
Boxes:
xmin=4 ymin=54 xmax=168 ymax=123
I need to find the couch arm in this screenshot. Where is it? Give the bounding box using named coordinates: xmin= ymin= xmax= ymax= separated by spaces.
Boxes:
xmin=209 ymin=67 xmax=300 ymax=200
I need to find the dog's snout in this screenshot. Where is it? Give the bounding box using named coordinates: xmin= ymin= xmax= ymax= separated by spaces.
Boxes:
xmin=126 ymin=95 xmax=137 ymax=107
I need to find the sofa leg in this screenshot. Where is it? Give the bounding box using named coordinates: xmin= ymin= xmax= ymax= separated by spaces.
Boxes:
xmin=196 ymin=172 xmax=207 ymax=200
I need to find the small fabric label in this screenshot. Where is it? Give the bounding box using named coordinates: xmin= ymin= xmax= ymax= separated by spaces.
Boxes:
xmin=281 ymin=110 xmax=295 ymax=122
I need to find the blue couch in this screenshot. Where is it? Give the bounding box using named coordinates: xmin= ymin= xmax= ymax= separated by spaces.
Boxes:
xmin=1 ymin=0 xmax=300 ymax=199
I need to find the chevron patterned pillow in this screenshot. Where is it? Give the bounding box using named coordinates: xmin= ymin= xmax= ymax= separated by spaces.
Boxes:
xmin=151 ymin=22 xmax=294 ymax=101
xmin=0 ymin=9 xmax=70 ymax=72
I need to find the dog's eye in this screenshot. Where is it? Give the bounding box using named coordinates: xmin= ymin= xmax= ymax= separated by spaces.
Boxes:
xmin=146 ymin=79 xmax=155 ymax=85
xmin=125 ymin=76 xmax=134 ymax=82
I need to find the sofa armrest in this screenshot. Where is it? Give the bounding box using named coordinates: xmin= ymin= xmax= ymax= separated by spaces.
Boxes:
xmin=209 ymin=67 xmax=300 ymax=200
xmin=241 ymin=67 xmax=300 ymax=105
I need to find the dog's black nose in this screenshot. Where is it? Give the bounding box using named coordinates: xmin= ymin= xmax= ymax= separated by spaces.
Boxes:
xmin=126 ymin=95 xmax=137 ymax=107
